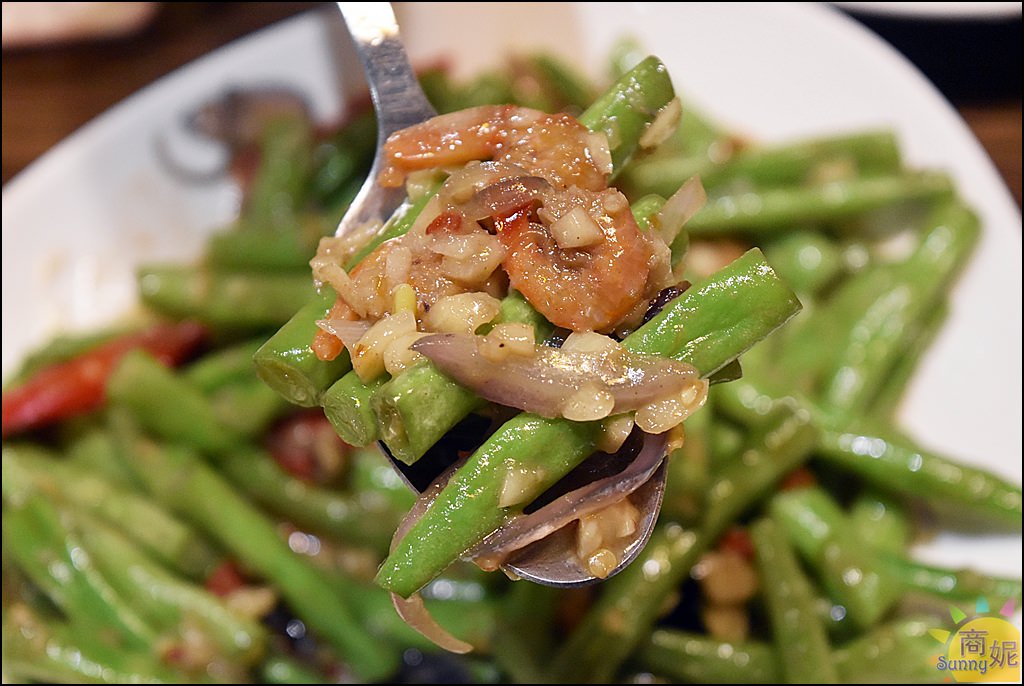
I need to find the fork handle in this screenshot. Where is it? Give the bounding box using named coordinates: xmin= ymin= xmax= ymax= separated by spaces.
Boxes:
xmin=337 ymin=2 xmax=437 ymax=140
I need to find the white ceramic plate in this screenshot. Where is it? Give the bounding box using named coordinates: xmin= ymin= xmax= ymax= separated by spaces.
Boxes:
xmin=834 ymin=2 xmax=1022 ymax=20
xmin=3 ymin=0 xmax=1020 ymax=611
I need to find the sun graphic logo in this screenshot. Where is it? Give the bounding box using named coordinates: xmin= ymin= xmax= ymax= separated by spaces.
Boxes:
xmin=930 ymin=597 xmax=1020 ymax=683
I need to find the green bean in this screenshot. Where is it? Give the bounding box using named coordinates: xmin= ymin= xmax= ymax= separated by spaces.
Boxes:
xmin=108 ymin=349 xmax=239 ymax=454
xmin=307 ymin=110 xmax=376 ymax=207
xmin=674 ymin=99 xmax=730 ymax=160
xmin=6 ymin=445 xmax=219 ymax=579
xmin=625 ymin=249 xmax=801 ymax=375
xmin=707 ymin=414 xmax=746 ymax=469
xmin=698 ymin=404 xmax=820 ymax=546
xmin=578 ymin=56 xmax=675 ymax=174
xmin=66 ymin=427 xmax=137 ymax=487
xmin=494 ymin=285 xmax=558 ymax=336
xmin=751 ymin=517 xmax=839 ymax=683
xmin=183 ymin=337 xmax=264 ymax=392
xmin=682 ymin=171 xmax=953 ymax=238
xmin=637 ymin=629 xmax=781 ymax=684
xmin=378 ymin=412 xmax=597 ymax=598
xmin=832 ymin=617 xmax=944 ymax=683
xmin=3 ymin=442 xmax=52 ymax=502
xmin=550 ymin=402 xmax=818 ymax=682
xmin=610 ymin=37 xmax=725 ymax=162
xmin=329 ymin=574 xmax=496 ymax=653
xmin=139 ymin=265 xmax=315 ymax=330
xmin=321 ymin=370 xmax=387 ymax=447
xmin=523 ymin=54 xmax=597 ymax=112
xmin=109 ymin=413 xmax=397 ymax=681
xmin=76 ymin=513 xmax=267 ymax=665
xmin=347 ymin=445 xmax=419 ymax=512
xmin=253 ymin=290 xmax=351 ymax=407
xmin=849 ymin=490 xmax=912 ymax=555
xmin=630 ymin=193 xmax=667 ymax=232
xmin=420 ymin=66 xmax=514 ymax=113
xmin=817 ymin=422 xmax=1022 ymax=528
xmin=241 ymin=114 xmax=312 ymax=232
xmin=372 ymin=359 xmax=485 ymax=463
xmin=625 ymin=131 xmax=902 ymax=198
xmin=205 ymin=215 xmax=328 ymax=271
xmin=718 ymin=377 xmax=1023 ymax=529
xmin=638 ymin=618 xmax=947 ymax=685
xmin=763 ymin=265 xmax=900 ymax=397
xmin=116 ymin=350 xmax=284 ymax=450
xmin=608 ymin=36 xmax=646 ymax=79
xmin=490 ymin=582 xmax=560 ymax=683
xmin=819 ymin=201 xmax=979 ymax=421
xmin=372 ymin=290 xmax=547 ymax=465
xmin=770 ymin=486 xmax=902 ymax=629
xmin=218 ymin=447 xmax=405 ymax=549
xmin=869 ymin=301 xmax=948 ymax=419
xmin=2 ymin=490 xmax=157 ymax=650
xmin=762 ymin=229 xmax=846 ymax=297
xmin=2 ymin=604 xmax=185 ymax=684
xmin=877 ymin=552 xmax=1022 ymax=604
xmin=261 ymin=655 xmax=329 ymax=684
xmin=9 ymin=47 xmax=1019 ymax=686
xmin=377 ymin=250 xmax=801 ymax=598
xmin=208 ymin=376 xmax=291 ymax=439
xmin=661 ymin=403 xmax=711 ymax=524
xmin=548 ymin=523 xmax=702 ymax=683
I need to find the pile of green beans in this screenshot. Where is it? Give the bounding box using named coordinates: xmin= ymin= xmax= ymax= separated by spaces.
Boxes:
xmin=2 ymin=45 xmax=1020 ymax=685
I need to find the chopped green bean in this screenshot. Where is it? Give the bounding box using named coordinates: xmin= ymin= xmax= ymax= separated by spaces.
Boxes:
xmin=109 ymin=412 xmax=397 ymax=681
xmin=752 ymin=517 xmax=839 ymax=683
xmin=638 ymin=629 xmax=781 ymax=683
xmin=770 ymin=487 xmax=902 ymax=629
xmin=139 ymin=265 xmax=315 ymax=330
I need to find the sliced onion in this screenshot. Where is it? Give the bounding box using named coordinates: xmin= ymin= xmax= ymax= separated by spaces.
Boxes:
xmin=390 ymin=592 xmax=473 ymax=654
xmin=468 ymin=431 xmax=667 ymax=564
xmin=315 ymin=318 xmax=370 ymax=351
xmin=656 ymin=176 xmax=707 ymax=246
xmin=438 ymin=160 xmax=531 ymax=208
xmin=458 ymin=175 xmax=551 ymax=222
xmin=639 ymin=97 xmax=683 ymax=150
xmin=410 ymin=333 xmax=700 ymax=419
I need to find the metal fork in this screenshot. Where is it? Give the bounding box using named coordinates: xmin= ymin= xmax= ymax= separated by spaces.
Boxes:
xmin=334 ymin=2 xmax=436 ymax=240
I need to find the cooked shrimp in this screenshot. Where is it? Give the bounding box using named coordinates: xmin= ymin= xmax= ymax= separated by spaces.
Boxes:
xmin=313 ymin=105 xmax=659 ymax=349
xmin=381 ymin=105 xmax=612 ymax=192
xmin=496 ymin=185 xmax=652 ymax=332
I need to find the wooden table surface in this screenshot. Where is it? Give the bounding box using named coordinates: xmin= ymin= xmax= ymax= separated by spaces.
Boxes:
xmin=3 ymin=2 xmax=1020 ymax=207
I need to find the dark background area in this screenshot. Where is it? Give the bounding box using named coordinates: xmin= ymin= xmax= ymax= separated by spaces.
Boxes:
xmin=2 ymin=2 xmax=1020 ymax=205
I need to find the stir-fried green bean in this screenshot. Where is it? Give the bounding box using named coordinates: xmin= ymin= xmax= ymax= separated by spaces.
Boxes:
xmin=2 ymin=41 xmax=1019 ymax=686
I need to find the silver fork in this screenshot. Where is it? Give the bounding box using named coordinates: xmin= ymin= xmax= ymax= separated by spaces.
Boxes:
xmin=335 ymin=1 xmax=667 ymax=587
xmin=335 ymin=2 xmax=436 ymax=240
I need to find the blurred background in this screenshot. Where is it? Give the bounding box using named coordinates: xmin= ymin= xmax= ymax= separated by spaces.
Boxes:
xmin=2 ymin=2 xmax=1020 ymax=205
